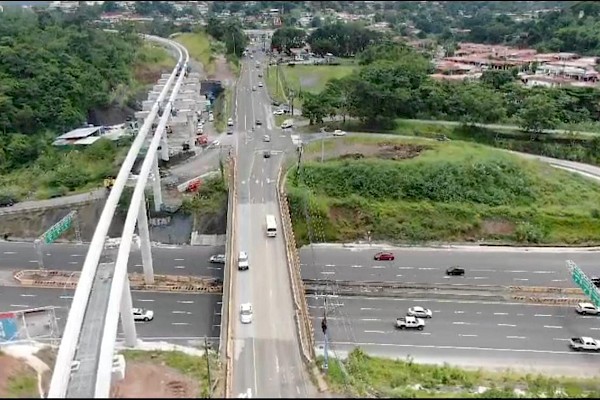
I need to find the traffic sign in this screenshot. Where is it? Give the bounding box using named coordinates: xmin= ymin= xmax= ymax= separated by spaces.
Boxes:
xmin=43 ymin=212 xmax=74 ymax=244
xmin=569 ymin=261 xmax=600 ymax=308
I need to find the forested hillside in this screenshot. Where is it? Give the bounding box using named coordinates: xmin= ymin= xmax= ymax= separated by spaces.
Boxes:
xmin=0 ymin=9 xmax=142 ymax=136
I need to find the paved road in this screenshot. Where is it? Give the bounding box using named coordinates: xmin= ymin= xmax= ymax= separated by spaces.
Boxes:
xmin=299 ymin=245 xmax=600 ymax=288
xmin=231 ymin=46 xmax=316 ymax=398
xmin=0 ymin=286 xmax=221 ymax=345
xmin=0 ymin=189 xmax=107 ymax=216
xmin=0 ymin=241 xmax=225 ymax=278
xmin=309 ymin=295 xmax=600 ymax=375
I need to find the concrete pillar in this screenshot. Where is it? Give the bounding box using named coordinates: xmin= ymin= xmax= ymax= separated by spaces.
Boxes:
xmin=119 ymin=277 xmax=137 ymax=347
xmin=152 ymin=155 xmax=163 ymax=212
xmin=137 ymin=193 xmax=155 ymax=284
xmin=187 ymin=112 xmax=195 ymax=141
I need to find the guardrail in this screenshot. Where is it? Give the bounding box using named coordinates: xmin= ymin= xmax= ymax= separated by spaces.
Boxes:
xmin=222 ymin=155 xmax=236 ymax=398
xmin=277 ymin=166 xmax=315 ymax=364
xmin=303 ymin=279 xmax=507 ymax=293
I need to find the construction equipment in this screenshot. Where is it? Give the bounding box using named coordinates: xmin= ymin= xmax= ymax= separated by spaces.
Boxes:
xmin=104 ymin=176 xmax=116 ymax=192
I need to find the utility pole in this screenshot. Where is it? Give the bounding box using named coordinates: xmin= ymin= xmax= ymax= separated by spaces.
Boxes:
xmin=295 ymin=143 xmax=303 ymax=181
xmin=205 ymin=336 xmax=212 ymax=398
xmin=288 ymin=89 xmax=295 ymax=116
xmin=322 ymin=300 xmax=329 ymax=372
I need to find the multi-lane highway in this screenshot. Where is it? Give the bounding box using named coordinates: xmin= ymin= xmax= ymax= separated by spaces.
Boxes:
xmin=0 ymin=286 xmax=221 ymax=345
xmin=309 ymin=295 xmax=600 ymax=376
xmin=0 ymin=241 xmax=225 ymax=278
xmin=300 ymin=245 xmax=600 ymax=287
xmin=230 ymin=45 xmax=316 ymax=397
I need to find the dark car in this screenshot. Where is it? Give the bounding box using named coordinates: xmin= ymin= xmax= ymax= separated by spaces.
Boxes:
xmin=591 ymin=277 xmax=600 ymax=288
xmin=227 ymin=127 xmax=234 ymax=135
xmin=446 ymin=266 xmax=465 ymax=276
xmin=0 ymin=195 xmax=15 ymax=208
xmin=263 ymin=150 xmax=271 ymax=158
xmin=255 ymin=119 xmax=262 ymax=126
xmin=374 ymin=252 xmax=395 ymax=261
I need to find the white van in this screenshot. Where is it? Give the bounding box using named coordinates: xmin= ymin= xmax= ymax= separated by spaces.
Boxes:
xmin=265 ymin=215 xmax=277 ymax=237
xmin=281 ymin=119 xmax=294 ymax=129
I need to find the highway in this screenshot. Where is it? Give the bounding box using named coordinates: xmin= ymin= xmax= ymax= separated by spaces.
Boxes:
xmin=230 ymin=45 xmax=316 ymax=398
xmin=0 ymin=241 xmax=225 ymax=278
xmin=0 ymin=286 xmax=221 ymax=345
xmin=309 ymin=295 xmax=600 ymax=376
xmin=299 ymin=245 xmax=600 ymax=287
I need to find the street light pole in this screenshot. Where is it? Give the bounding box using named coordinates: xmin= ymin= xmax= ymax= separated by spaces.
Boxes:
xmin=205 ymin=336 xmax=212 ymax=398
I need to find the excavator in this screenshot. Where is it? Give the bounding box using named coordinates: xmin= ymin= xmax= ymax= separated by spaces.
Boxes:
xmin=104 ymin=176 xmax=116 ymax=192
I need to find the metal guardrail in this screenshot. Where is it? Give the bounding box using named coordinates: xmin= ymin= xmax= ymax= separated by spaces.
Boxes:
xmin=277 ymin=166 xmax=315 ymax=364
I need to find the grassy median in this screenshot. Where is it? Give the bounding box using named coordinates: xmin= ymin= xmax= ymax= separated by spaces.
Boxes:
xmin=286 ymin=136 xmax=600 ymax=246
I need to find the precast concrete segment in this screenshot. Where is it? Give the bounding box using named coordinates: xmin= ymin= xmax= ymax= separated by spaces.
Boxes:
xmin=94 ymin=41 xmax=190 ymax=398
xmin=48 ymin=35 xmax=184 ymax=399
xmin=65 ymin=262 xmax=115 ymax=398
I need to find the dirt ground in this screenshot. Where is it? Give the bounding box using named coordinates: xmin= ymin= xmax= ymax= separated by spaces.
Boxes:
xmin=209 ymin=55 xmax=236 ymax=86
xmin=111 ymin=361 xmax=200 ymax=398
xmin=306 ymin=141 xmax=430 ymax=162
xmin=0 ymin=354 xmax=38 ymax=398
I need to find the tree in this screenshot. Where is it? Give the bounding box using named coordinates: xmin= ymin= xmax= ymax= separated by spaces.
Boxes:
xmin=301 ymin=92 xmax=331 ymax=125
xmin=480 ymin=70 xmax=516 ymax=90
xmin=308 ymin=22 xmax=384 ymax=57
xmin=271 ymin=27 xmax=307 ymax=53
xmin=517 ymin=93 xmax=559 ymax=138
xmin=457 ymin=83 xmax=507 ymax=124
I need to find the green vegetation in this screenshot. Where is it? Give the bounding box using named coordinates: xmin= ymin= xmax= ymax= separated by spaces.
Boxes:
xmin=122 ymin=349 xmax=220 ymax=398
xmin=175 ymin=32 xmax=217 ymax=76
xmin=5 ymin=372 xmax=38 ymax=398
xmin=182 ymin=175 xmax=228 ymax=216
xmin=287 ymin=136 xmax=600 ymax=246
xmin=324 ymin=348 xmax=600 ymax=398
xmin=213 ymin=87 xmax=234 ymax=134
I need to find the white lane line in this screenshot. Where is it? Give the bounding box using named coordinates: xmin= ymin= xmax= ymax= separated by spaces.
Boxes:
xmin=20 ymin=294 xmax=36 ymax=297
xmin=321 ymin=271 xmax=335 ymax=275
xmin=417 ymin=332 xmax=431 ymax=335
xmin=68 ymin=261 xmax=78 ymax=265
xmin=174 ymin=266 xmax=185 ymax=269
xmin=454 ymin=311 xmax=465 ymax=314
xmin=174 ymin=258 xmax=185 ymax=261
xmin=513 ymin=278 xmax=529 ymax=282
xmin=372 ymin=266 xmax=386 ymax=269
xmin=517 ymin=313 xmax=525 ymax=316
xmin=396 ymin=274 xmax=403 ymax=277
xmin=207 ymin=267 xmax=221 ymax=270
xmin=364 ymin=330 xmax=385 ymax=334
xmin=135 ymin=264 xmax=142 ymax=267
xmin=360 ymin=308 xmax=380 ymax=311
xmin=472 ymin=269 xmax=494 ymax=272
xmin=361 ymin=318 xmax=381 ymax=322
xmin=351 ymin=265 xmax=362 ymax=268
xmin=172 ymin=311 xmax=193 ymax=315
xmin=71 ymin=254 xmax=84 ymax=257
xmin=553 ymin=338 xmax=570 ymax=341
xmin=29 ymin=260 xmax=38 ymax=263
xmin=177 ymin=300 xmax=194 ymax=304
xmin=459 ymin=334 xmax=478 ymax=337
xmin=544 ymin=325 xmax=563 ymax=329
xmin=418 ymin=267 xmax=438 ymax=270
xmin=494 ymin=312 xmax=509 ymax=316
xmin=10 ymin=304 xmax=30 ymax=308
xmin=59 ymin=296 xmax=73 ymax=299
xmin=3 ymin=251 xmax=16 ymax=255
xmin=508 ymin=270 xmax=527 ymax=273
xmin=171 ymin=322 xmax=190 ymax=326
xmin=534 ymin=314 xmax=553 ymax=317
xmin=137 ymin=299 xmax=154 ymax=302
xmin=497 ymin=324 xmax=516 ymax=327
xmin=552 ymin=279 xmax=567 ymax=282
xmin=452 ymin=322 xmax=475 ymax=325
xmin=532 ymin=271 xmax=555 ymax=274
xmin=473 ymin=277 xmax=488 ymax=280
xmin=507 ymin=336 xmax=527 ymax=339
xmin=590 ymin=327 xmax=600 ymax=331
xmin=398 ymin=267 xmax=414 ymax=270
xmin=325 ymin=264 xmax=335 ymax=267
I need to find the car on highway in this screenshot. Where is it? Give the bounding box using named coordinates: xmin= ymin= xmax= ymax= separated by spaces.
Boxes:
xmin=374 ymin=251 xmax=395 ymax=261
xmin=255 ymin=119 xmax=262 ymax=126
xmin=132 ymin=308 xmax=154 ymax=322
xmin=332 ymin=129 xmax=347 ymax=137
xmin=227 ymin=127 xmax=234 ymax=135
xmin=273 ymin=109 xmax=285 ymax=115
xmin=407 ymin=306 xmax=432 ymax=318
xmin=208 ymin=113 xmax=214 ymax=122
xmin=570 ymin=336 xmax=600 ymax=351
xmin=576 ymin=302 xmax=600 ymax=315
xmin=209 ymin=254 xmax=226 ymax=264
xmin=395 ymin=316 xmax=425 ymax=330
xmin=240 ymin=303 xmax=253 ymax=324
xmin=263 ymin=134 xmax=271 ymax=142
xmin=258 ymin=82 xmax=263 ymax=87
xmin=252 ymin=86 xmax=257 ymax=91
xmin=238 ymin=251 xmax=249 ymax=271
xmin=258 ymin=73 xmax=263 ymax=78
xmin=227 ymin=118 xmax=233 ymax=126
xmin=446 ymin=266 xmax=465 ymax=276
xmin=0 ymin=195 xmax=15 ymax=208
xmin=263 ymin=150 xmax=271 ymax=158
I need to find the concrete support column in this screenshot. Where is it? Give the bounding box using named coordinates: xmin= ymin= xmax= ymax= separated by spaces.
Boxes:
xmin=119 ymin=277 xmax=137 ymax=347
xmin=137 ymin=193 xmax=155 ymax=284
xmin=187 ymin=112 xmax=195 ymax=142
xmin=152 ymin=154 xmax=163 ymax=212
xmin=161 ymin=125 xmax=170 ymax=162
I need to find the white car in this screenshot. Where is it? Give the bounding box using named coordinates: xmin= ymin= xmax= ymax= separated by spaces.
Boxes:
xmin=332 ymin=129 xmax=346 ymax=136
xmin=263 ymin=134 xmax=271 ymax=142
xmin=238 ymin=251 xmax=249 ymax=271
xmin=240 ymin=303 xmax=253 ymax=324
xmin=209 ymin=254 xmax=226 ymax=264
xmin=258 ymin=82 xmax=263 ymax=87
xmin=576 ymin=302 xmax=600 ymax=315
xmin=227 ymin=118 xmax=234 ymax=126
xmin=273 ymin=109 xmax=284 ymax=115
xmin=132 ymin=308 xmax=154 ymax=322
xmin=208 ymin=114 xmax=214 ymax=122
xmin=407 ymin=306 xmax=433 ymax=319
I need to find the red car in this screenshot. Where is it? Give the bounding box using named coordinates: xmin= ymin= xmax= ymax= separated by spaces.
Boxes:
xmin=374 ymin=252 xmax=395 ymax=261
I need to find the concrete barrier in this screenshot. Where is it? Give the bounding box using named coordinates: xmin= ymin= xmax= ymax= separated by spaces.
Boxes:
xmin=223 ymin=156 xmax=236 ymax=398
xmin=277 ymin=166 xmax=315 ymax=365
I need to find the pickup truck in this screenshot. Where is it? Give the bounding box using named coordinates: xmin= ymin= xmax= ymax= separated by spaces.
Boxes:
xmin=395 ymin=316 xmax=425 ymax=330
xmin=569 ymin=336 xmax=600 ymax=351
